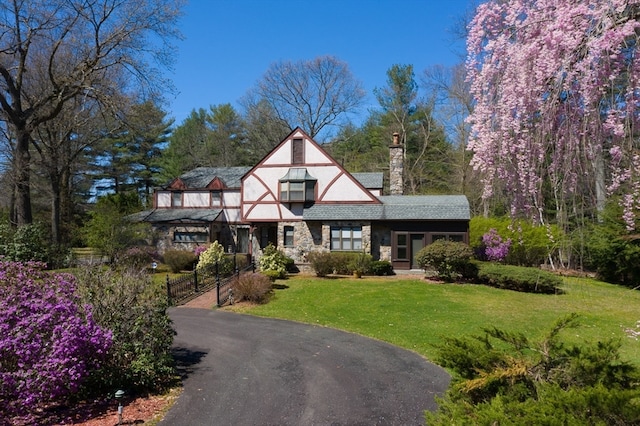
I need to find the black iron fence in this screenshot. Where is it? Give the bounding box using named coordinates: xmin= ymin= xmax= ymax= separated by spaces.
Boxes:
xmin=166 ymin=260 xmax=254 ymax=307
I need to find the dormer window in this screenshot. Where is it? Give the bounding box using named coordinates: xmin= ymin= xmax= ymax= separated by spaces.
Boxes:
xmin=279 ymin=168 xmax=316 ymax=203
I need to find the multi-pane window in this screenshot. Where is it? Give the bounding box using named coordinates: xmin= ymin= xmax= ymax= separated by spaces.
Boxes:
xmin=284 ymin=226 xmax=294 ymax=246
xmin=330 ymin=226 xmax=362 ymax=251
xmin=211 ymin=190 xmax=221 ymax=206
xmin=172 ymin=192 xmax=182 ymax=207
xmin=174 ymin=231 xmax=207 ymax=242
xmin=396 ymin=233 xmax=408 ymax=260
xmin=279 ymin=168 xmax=316 ymax=203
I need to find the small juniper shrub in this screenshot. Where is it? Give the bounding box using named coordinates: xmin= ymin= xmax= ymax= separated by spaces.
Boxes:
xmin=307 ymin=251 xmax=335 ymax=277
xmin=163 ymin=249 xmax=197 ymax=273
xmin=415 ymin=240 xmax=474 ymax=282
xmin=426 ymin=314 xmax=640 ymax=425
xmin=231 ymin=272 xmax=273 ymax=303
xmin=476 ymin=262 xmax=563 ymax=294
xmin=369 ymin=260 xmax=395 ymax=276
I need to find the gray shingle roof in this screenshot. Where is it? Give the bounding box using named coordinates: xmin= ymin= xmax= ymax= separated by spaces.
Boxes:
xmin=170 ymin=167 xmax=251 ymax=189
xmin=303 ymin=195 xmax=470 ymax=221
xmin=128 ymin=208 xmax=223 ymax=223
xmin=352 ymin=172 xmax=383 ymax=189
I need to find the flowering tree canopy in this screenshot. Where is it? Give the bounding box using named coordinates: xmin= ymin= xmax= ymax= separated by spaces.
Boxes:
xmin=466 ymin=0 xmax=640 ymax=229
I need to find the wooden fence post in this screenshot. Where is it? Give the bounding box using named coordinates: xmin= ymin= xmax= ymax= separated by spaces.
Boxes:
xmin=215 ymin=261 xmax=221 ymax=307
xmin=166 ymin=274 xmax=171 ymax=306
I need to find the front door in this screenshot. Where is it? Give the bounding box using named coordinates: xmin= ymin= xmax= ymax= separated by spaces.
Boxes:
xmin=410 ymin=234 xmax=425 ymax=269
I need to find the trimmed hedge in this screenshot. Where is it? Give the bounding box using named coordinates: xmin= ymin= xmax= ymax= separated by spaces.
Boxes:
xmin=370 ymin=260 xmax=394 ymax=276
xmin=163 ymin=249 xmax=197 ymax=273
xmin=415 ymin=240 xmax=474 ymax=282
xmin=476 ymin=262 xmax=563 ymax=294
xmin=307 ymin=251 xmax=392 ymax=277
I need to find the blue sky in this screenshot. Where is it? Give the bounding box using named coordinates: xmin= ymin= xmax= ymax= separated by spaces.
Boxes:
xmin=167 ymin=0 xmax=474 ymax=127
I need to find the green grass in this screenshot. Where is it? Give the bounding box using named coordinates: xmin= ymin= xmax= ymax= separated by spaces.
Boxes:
xmin=237 ymin=275 xmax=640 ymax=365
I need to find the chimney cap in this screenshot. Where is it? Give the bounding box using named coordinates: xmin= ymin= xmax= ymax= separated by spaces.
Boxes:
xmin=392 ymin=132 xmax=400 ymax=145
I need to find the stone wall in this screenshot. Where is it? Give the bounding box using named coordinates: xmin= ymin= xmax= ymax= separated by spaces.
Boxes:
xmin=389 ymin=144 xmax=404 ymax=196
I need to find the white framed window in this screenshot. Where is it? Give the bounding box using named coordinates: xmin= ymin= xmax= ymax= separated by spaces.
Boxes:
xmin=211 ymin=190 xmax=221 ymax=206
xmin=330 ymin=226 xmax=362 ymax=251
xmin=284 ymin=226 xmax=294 ymax=246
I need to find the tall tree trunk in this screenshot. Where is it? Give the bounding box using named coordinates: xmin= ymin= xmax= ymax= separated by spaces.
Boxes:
xmin=594 ymin=148 xmax=606 ymax=221
xmin=14 ymin=129 xmax=32 ymax=226
xmin=50 ymin=171 xmax=62 ymax=246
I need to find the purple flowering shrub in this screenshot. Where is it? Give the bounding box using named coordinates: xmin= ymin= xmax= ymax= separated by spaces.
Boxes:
xmin=482 ymin=228 xmax=512 ymax=262
xmin=194 ymin=244 xmax=209 ymax=257
xmin=0 ymin=261 xmax=112 ymax=418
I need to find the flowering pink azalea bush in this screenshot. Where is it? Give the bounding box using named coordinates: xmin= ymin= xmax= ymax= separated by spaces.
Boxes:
xmin=482 ymin=228 xmax=512 ymax=262
xmin=0 ymin=261 xmax=112 ymax=418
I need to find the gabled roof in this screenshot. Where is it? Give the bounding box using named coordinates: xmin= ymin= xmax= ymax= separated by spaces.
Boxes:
xmin=352 ymin=172 xmax=383 ymax=190
xmin=166 ymin=167 xmax=251 ymax=190
xmin=128 ymin=208 xmax=223 ymax=223
xmin=302 ymin=195 xmax=470 ymax=221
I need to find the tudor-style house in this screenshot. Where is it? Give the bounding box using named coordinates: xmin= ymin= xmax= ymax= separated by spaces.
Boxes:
xmin=132 ymin=128 xmax=470 ymax=271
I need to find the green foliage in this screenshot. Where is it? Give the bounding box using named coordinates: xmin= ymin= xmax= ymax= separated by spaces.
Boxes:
xmin=163 ymin=249 xmax=197 ymax=273
xmin=120 ymin=246 xmax=157 ymax=269
xmin=476 ymin=262 xmax=563 ymax=294
xmin=584 ymin=202 xmax=640 ymax=286
xmin=75 ymin=267 xmax=176 ymax=395
xmin=258 ymin=243 xmax=289 ymax=280
xmin=415 ymin=240 xmax=474 ymax=282
xmin=231 ymin=272 xmax=273 ymax=303
xmin=470 ymin=216 xmax=562 ymax=266
xmin=426 ymin=314 xmax=640 ymax=425
xmin=83 ymin=192 xmax=149 ymax=263
xmin=0 ymin=221 xmax=55 ymax=264
xmin=331 ymin=251 xmax=359 ymax=275
xmin=196 ymin=240 xmax=226 ymax=268
xmin=307 ymin=251 xmax=335 ymax=277
xmin=369 ymin=260 xmax=395 ymax=276
xmin=348 ymin=251 xmax=372 ymax=274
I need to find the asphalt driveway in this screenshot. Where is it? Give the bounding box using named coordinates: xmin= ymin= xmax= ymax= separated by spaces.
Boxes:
xmin=161 ymin=308 xmax=450 ymax=426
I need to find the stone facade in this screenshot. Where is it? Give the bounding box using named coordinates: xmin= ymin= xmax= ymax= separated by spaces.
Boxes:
xmin=389 ymin=133 xmax=404 ymax=196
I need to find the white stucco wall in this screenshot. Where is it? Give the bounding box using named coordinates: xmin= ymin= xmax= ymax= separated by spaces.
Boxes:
xmin=157 ymin=192 xmax=171 ymax=207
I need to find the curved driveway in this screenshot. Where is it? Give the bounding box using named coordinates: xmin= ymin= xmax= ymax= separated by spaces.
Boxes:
xmin=161 ymin=308 xmax=450 ymax=426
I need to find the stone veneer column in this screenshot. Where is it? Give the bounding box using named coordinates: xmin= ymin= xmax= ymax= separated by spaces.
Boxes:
xmin=389 ymin=132 xmax=404 ymax=195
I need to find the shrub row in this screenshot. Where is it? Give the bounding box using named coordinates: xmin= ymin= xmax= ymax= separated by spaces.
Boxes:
xmin=307 ymin=251 xmax=393 ymax=277
xmin=415 ymin=240 xmax=563 ymax=294
xmin=476 ymin=262 xmax=563 ymax=294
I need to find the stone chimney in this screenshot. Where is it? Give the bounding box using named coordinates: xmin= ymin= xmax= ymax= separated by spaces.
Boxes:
xmin=389 ymin=132 xmax=404 ymax=195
